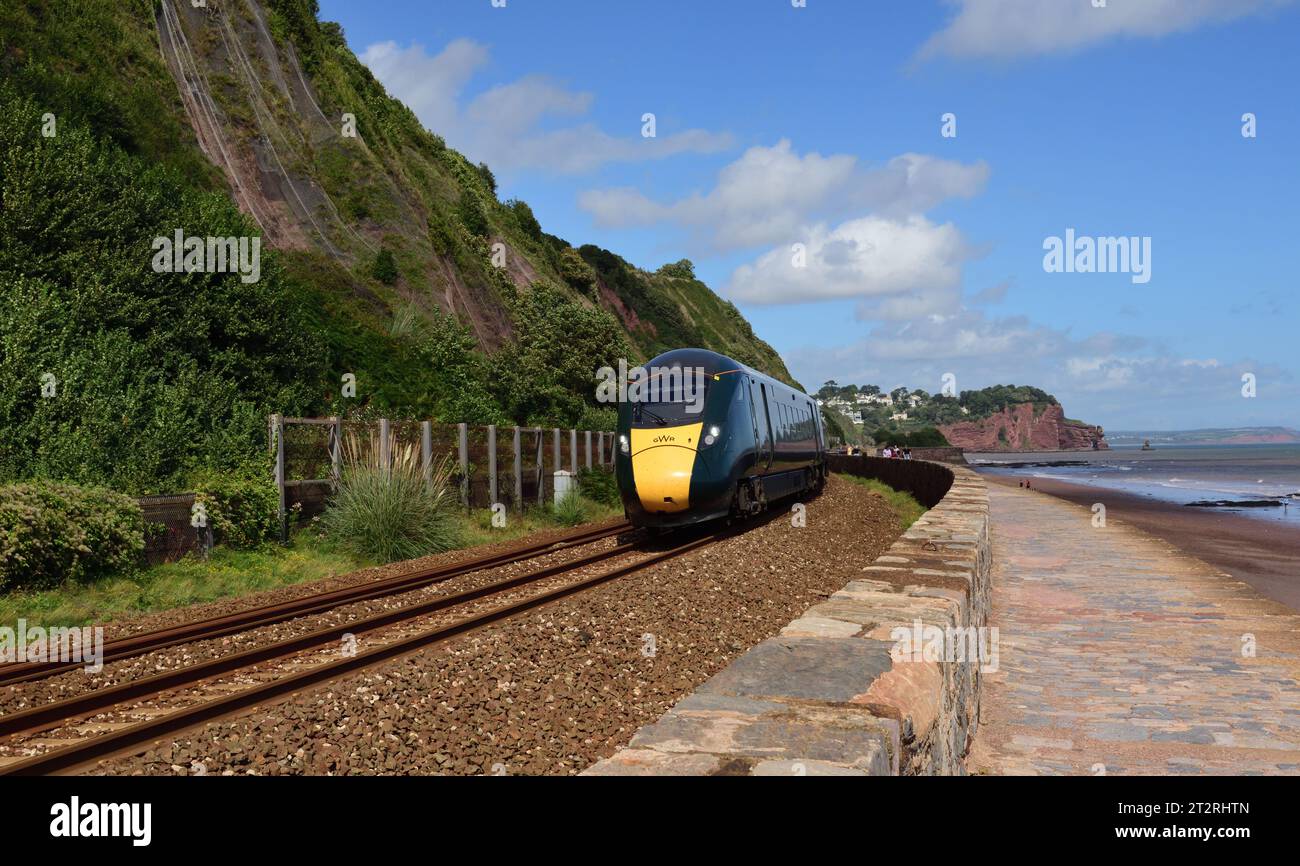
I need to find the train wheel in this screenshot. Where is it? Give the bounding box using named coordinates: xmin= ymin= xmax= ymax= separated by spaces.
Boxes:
xmin=734 ymin=479 xmax=764 ymax=516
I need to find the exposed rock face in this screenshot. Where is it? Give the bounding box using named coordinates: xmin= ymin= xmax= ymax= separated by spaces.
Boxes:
xmin=938 ymin=403 xmax=1107 ymax=452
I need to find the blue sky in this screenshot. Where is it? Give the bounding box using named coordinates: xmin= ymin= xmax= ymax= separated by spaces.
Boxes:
xmin=319 ymin=0 xmax=1299 ymax=431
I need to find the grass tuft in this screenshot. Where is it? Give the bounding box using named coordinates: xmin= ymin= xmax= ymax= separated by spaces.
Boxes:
xmin=838 ymin=474 xmax=927 ymax=530
xmin=318 ymin=431 xmax=460 ymax=564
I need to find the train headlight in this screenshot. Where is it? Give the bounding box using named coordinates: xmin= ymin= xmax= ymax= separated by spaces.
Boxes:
xmin=702 ymin=425 xmax=720 ymax=447
xmin=618 ymin=434 xmax=630 ymax=455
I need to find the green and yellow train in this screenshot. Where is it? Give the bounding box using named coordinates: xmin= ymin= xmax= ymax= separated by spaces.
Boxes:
xmin=615 ymin=348 xmax=826 ymax=527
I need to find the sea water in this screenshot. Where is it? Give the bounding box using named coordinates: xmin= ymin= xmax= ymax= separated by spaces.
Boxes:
xmin=970 ymin=444 xmax=1300 ymax=526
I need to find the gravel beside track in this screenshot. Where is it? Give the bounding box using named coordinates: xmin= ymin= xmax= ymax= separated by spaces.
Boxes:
xmin=84 ymin=475 xmax=902 ymax=776
xmin=0 ymin=523 xmax=628 ymax=716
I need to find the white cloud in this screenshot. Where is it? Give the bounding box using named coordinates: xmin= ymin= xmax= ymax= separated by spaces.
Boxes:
xmin=726 ymin=215 xmax=974 ymax=307
xmin=579 ymin=141 xmax=987 ymax=250
xmin=918 ymin=0 xmax=1296 ymax=61
xmin=359 ymin=40 xmax=732 ymax=174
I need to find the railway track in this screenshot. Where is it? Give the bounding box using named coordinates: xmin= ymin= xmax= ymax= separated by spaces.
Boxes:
xmin=0 ymin=519 xmax=629 ymax=687
xmin=0 ymin=524 xmax=723 ymax=776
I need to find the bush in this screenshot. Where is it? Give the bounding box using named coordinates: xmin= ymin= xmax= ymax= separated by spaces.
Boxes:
xmin=576 ymin=468 xmax=620 ymax=507
xmin=371 ymin=248 xmax=399 ymax=285
xmin=658 ymin=259 xmax=696 ymax=280
xmin=558 ymin=246 xmax=598 ymax=297
xmin=0 ymin=481 xmax=144 ymax=591
xmin=456 ymin=194 xmax=490 ymax=238
xmin=871 ymin=427 xmax=950 ymax=448
xmin=191 ymin=472 xmax=279 ymax=549
xmin=0 ymin=83 xmax=324 ymax=495
xmin=320 ymin=433 xmax=459 ymax=564
xmin=507 ymin=199 xmax=542 ymax=242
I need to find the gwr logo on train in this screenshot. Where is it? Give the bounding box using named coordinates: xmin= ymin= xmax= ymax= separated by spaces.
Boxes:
xmin=652 ymin=434 xmax=676 ymax=443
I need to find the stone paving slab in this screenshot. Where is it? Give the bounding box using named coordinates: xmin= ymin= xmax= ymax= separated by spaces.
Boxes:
xmin=969 ymin=485 xmax=1300 ymax=776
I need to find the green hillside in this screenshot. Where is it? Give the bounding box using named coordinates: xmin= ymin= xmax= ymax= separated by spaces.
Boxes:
xmin=0 ymin=0 xmax=792 ymax=494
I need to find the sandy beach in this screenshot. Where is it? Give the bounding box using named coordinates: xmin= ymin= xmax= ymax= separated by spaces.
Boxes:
xmin=981 ymin=474 xmax=1300 ymax=612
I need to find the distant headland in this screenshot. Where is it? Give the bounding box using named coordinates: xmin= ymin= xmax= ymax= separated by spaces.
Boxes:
xmin=1106 ymin=427 xmax=1300 ymax=446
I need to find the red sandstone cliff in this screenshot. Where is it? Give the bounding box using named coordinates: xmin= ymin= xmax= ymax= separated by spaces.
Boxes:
xmin=938 ymin=403 xmax=1107 ymax=452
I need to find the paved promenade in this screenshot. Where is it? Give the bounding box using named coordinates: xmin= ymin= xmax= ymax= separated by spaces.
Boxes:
xmin=969 ymin=485 xmax=1300 ymax=775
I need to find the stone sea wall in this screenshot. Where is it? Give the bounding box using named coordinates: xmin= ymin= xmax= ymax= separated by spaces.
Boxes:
xmin=585 ymin=459 xmax=992 ymax=776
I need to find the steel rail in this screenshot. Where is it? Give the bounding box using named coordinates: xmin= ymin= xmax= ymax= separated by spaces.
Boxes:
xmin=0 ymin=536 xmax=646 ymax=739
xmin=0 ymin=520 xmax=630 ymax=687
xmin=0 ymin=531 xmax=718 ymax=776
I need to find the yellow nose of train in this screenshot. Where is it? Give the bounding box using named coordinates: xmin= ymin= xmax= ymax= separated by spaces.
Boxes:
xmin=630 ymin=423 xmax=703 ymax=514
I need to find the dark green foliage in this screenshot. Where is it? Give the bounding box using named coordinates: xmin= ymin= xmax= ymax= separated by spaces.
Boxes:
xmin=0 ymin=0 xmax=796 ymax=523
xmin=490 ymin=281 xmax=631 ymax=427
xmin=0 ymin=481 xmax=144 ymax=590
xmin=0 ymin=85 xmax=325 ymax=494
xmin=190 ymin=471 xmax=280 ymax=549
xmin=410 ymin=311 xmax=505 ymax=424
xmin=576 ymin=467 xmax=620 ymax=507
xmin=820 ymin=410 xmax=849 ymax=444
xmin=658 ymin=259 xmax=696 ymax=280
xmin=0 ymin=0 xmax=217 ymax=186
xmin=871 ymin=427 xmax=951 ymax=448
xmin=457 ymin=194 xmax=490 ymax=238
xmin=475 ymin=162 xmax=497 ymax=197
xmin=581 ymin=245 xmax=695 ymax=352
xmin=507 ymin=199 xmax=543 ymax=242
xmin=958 ymin=384 xmax=1058 ymax=416
xmin=558 ymin=246 xmax=599 ymax=297
xmin=371 ymin=248 xmax=398 ymax=285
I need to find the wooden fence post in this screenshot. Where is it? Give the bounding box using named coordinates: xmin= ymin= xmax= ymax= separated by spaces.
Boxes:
xmin=271 ymin=413 xmax=286 ymax=542
xmin=535 ymin=428 xmax=545 ymax=507
xmin=585 ymin=430 xmax=592 ymax=470
xmin=570 ymin=428 xmax=578 ymax=475
xmin=487 ymin=424 xmax=498 ymax=508
xmin=329 ymin=415 xmax=341 ymax=492
xmin=421 ymin=420 xmax=433 ymax=491
xmin=458 ymin=423 xmax=469 ymax=508
xmin=512 ymin=425 xmax=523 ymax=512
xmin=596 ymin=431 xmax=604 ymax=467
xmin=378 ymin=418 xmax=391 ymax=474
xmin=552 ymin=428 xmax=560 ymax=481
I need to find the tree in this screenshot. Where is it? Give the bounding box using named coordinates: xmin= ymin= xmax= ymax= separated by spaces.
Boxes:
xmin=558 ymin=246 xmax=599 ymax=298
xmin=475 ymin=161 xmax=497 ymax=196
xmin=0 ymin=84 xmax=323 ymax=492
xmin=371 ymin=248 xmax=398 ymax=284
xmin=490 ymin=281 xmax=631 ymax=426
xmin=507 ymin=198 xmax=542 ymax=242
xmin=658 ymin=259 xmax=695 ymax=280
